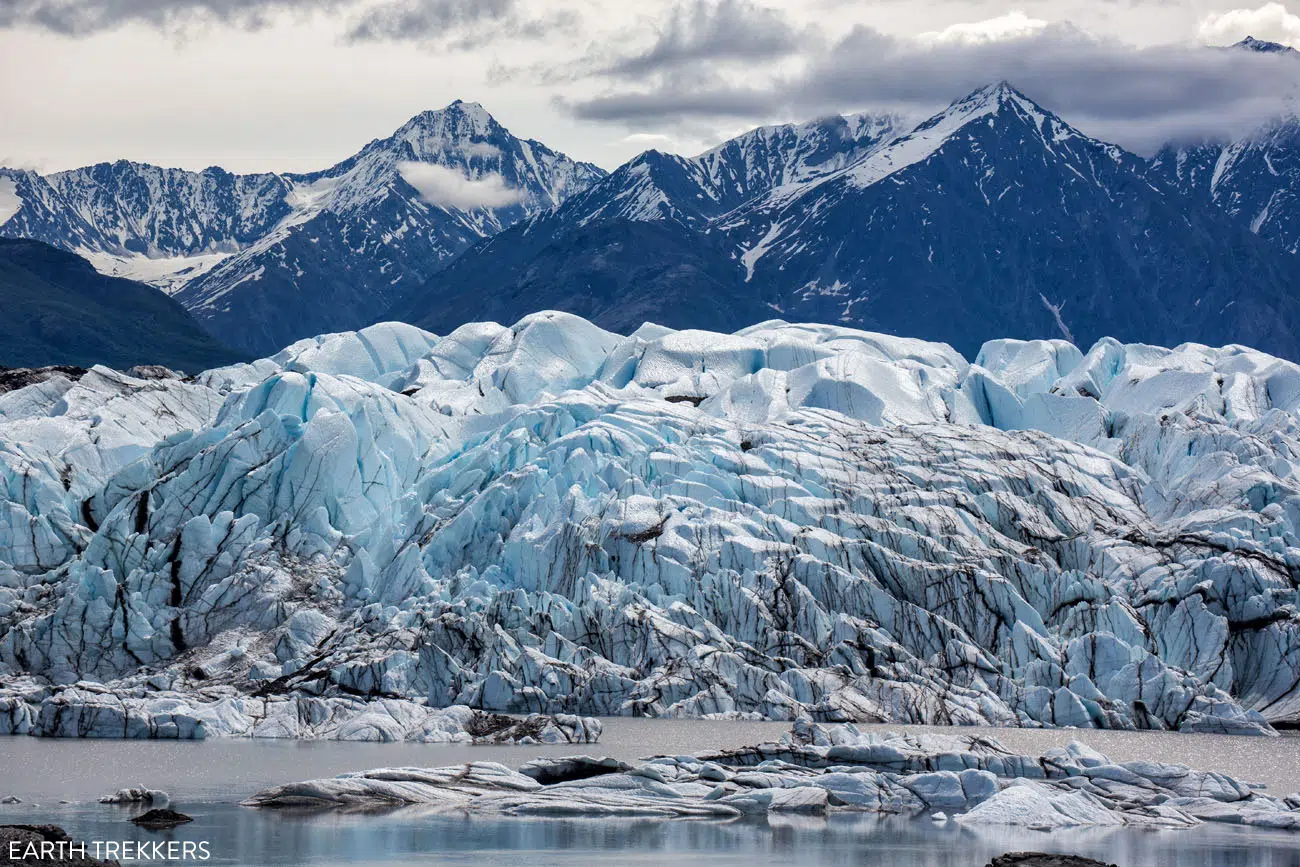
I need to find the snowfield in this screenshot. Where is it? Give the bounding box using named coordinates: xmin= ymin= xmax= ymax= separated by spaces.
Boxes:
xmin=1 ymin=313 xmax=1299 ymax=739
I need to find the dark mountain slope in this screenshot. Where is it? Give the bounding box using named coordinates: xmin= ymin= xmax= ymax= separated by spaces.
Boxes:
xmin=389 ymin=218 xmax=772 ymax=336
xmin=388 ymin=84 xmax=1300 ymax=361
xmin=731 ymin=84 xmax=1300 ymax=360
xmin=0 ymin=239 xmax=244 ymax=372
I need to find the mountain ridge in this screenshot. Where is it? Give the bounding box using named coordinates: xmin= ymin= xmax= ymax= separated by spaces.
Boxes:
xmin=7 ymin=86 xmax=1300 ymax=362
xmin=391 ymin=82 xmax=1300 ymax=362
xmin=1 ymin=101 xmax=608 ymax=356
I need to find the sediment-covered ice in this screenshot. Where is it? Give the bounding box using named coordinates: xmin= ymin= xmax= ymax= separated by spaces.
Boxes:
xmin=2 ymin=313 xmax=1299 ymax=737
xmin=1 ymin=674 xmax=598 ymax=742
xmin=242 ymin=721 xmax=1300 ymax=831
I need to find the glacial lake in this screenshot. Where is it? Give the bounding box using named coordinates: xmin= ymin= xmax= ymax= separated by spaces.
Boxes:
xmin=3 ymin=720 xmax=1300 ymax=866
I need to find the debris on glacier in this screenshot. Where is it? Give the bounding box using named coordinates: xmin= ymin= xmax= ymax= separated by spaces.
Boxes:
xmin=1 ymin=676 xmax=599 ymax=742
xmin=242 ymin=721 xmax=1300 ymax=831
xmin=2 ymin=312 xmax=1300 ymax=736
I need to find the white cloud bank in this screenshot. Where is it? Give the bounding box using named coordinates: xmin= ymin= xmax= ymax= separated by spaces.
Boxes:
xmin=1199 ymin=3 xmax=1300 ymax=48
xmin=917 ymin=11 xmax=1050 ymax=47
xmin=397 ymin=161 xmax=525 ymax=210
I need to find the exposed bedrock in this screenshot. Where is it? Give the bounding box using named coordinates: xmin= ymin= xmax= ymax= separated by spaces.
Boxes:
xmin=986 ymin=856 xmax=1118 ymax=867
xmin=0 ymin=825 xmax=118 ymax=867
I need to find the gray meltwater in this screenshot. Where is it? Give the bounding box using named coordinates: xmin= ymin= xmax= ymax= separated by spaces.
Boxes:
xmin=3 ymin=720 xmax=1300 ymax=866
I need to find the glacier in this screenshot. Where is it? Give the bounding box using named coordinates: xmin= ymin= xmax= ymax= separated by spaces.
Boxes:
xmin=1 ymin=313 xmax=1299 ymax=738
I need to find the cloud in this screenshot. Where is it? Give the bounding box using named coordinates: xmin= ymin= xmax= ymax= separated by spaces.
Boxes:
xmin=463 ymin=142 xmax=503 ymax=159
xmin=917 ymin=11 xmax=1049 ymax=46
xmin=1199 ymin=3 xmax=1300 ymax=47
xmin=397 ymin=161 xmax=525 ymax=209
xmin=0 ymin=0 xmax=556 ymax=43
xmin=343 ymin=0 xmax=570 ymax=47
xmin=0 ymin=0 xmax=338 ymax=34
xmin=598 ymin=0 xmax=813 ymax=79
xmin=563 ymin=16 xmax=1300 ymax=154
xmin=620 ymin=132 xmax=679 ymax=147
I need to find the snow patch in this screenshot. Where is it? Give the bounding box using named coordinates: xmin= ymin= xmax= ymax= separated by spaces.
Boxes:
xmin=740 ymin=221 xmax=786 ymax=282
xmin=0 ymin=177 xmax=21 ymax=226
xmin=81 ymin=250 xmax=232 ymax=295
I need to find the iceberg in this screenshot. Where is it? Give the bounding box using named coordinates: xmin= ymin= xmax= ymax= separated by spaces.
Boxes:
xmin=242 ymin=721 xmax=1300 ymax=831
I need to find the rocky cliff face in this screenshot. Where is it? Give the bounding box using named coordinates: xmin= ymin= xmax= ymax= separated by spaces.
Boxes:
xmin=1152 ymin=117 xmax=1300 ymax=256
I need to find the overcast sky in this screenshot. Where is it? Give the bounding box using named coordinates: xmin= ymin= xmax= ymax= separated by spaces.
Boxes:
xmin=3 ymin=0 xmax=1300 ymax=173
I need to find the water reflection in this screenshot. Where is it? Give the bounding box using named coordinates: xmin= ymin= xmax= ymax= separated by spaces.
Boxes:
xmin=7 ymin=803 xmax=1300 ymax=867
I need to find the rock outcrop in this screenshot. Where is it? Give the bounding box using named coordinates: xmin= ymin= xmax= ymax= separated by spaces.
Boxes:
xmin=987 ymin=856 xmax=1118 ymax=867
xmin=127 ymin=809 xmax=191 ymax=830
xmin=0 ymin=826 xmax=118 ymax=866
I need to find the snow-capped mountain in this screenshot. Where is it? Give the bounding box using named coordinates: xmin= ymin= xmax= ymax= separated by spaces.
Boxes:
xmin=0 ymin=164 xmax=294 ymax=287
xmin=174 ymin=102 xmax=606 ymax=355
xmin=1151 ymin=117 xmax=1300 ymax=255
xmin=538 ymin=112 xmax=902 ymax=230
xmin=1150 ymin=38 xmax=1300 ymax=255
xmin=1233 ymin=35 xmax=1297 ymax=55
xmin=3 ymin=163 xmax=297 ymax=302
xmin=392 ymin=112 xmax=901 ymax=334
xmin=726 ymin=83 xmax=1300 ymax=358
xmin=397 ymin=84 xmax=1300 ymax=362
xmin=0 ymin=101 xmax=606 ymax=355
xmin=9 ymin=87 xmax=1300 ymax=364
xmin=2 ymin=314 xmax=1298 ymax=737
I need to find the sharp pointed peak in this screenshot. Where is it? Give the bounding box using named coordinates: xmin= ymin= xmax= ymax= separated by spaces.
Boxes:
xmin=927 ymin=80 xmax=1073 ymax=132
xmin=398 ymin=100 xmax=500 ymax=131
xmin=1233 ymin=35 xmax=1297 ymax=54
xmin=445 ymin=98 xmax=490 ymax=113
xmin=880 ymin=79 xmax=1098 ymax=163
xmin=957 ymin=80 xmax=1033 ymax=107
xmin=904 ymin=81 xmax=1046 ymax=134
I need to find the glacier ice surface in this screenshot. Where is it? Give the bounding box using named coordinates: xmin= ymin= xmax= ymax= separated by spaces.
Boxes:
xmin=2 ymin=311 xmax=1299 ymax=738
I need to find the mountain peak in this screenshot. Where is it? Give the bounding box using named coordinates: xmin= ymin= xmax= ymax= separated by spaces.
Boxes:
xmin=396 ymin=100 xmax=500 ymax=140
xmin=959 ymin=80 xmax=1032 ymax=109
xmin=918 ymin=81 xmax=1051 ymax=135
xmin=1235 ymin=35 xmax=1297 ymax=54
xmin=840 ymin=81 xmax=1095 ymax=192
xmin=445 ymin=99 xmax=491 ymax=118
